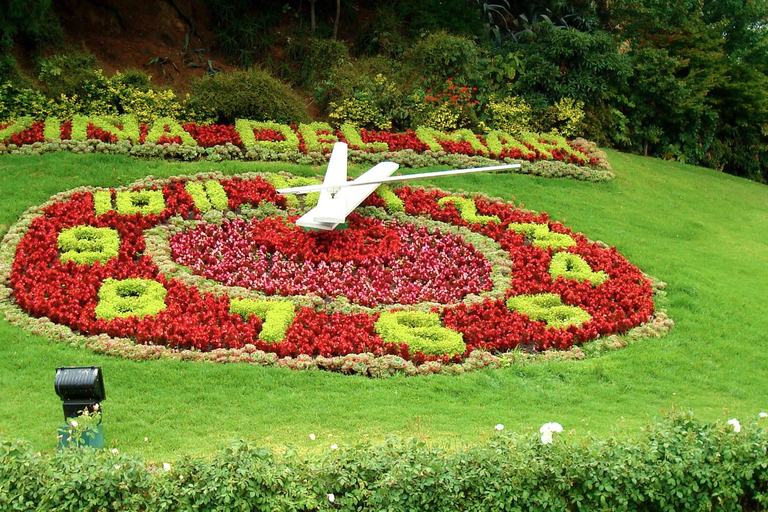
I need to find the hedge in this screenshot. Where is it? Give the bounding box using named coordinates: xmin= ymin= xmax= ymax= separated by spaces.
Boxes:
xmin=2 ymin=413 xmax=768 ymax=511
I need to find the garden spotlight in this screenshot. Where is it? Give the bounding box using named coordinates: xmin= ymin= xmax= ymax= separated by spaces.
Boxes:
xmin=54 ymin=366 xmax=106 ymax=422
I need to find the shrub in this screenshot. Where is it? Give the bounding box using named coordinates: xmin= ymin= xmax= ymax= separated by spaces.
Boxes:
xmin=3 ymin=414 xmax=767 ymax=510
xmin=0 ymin=82 xmax=53 ymax=120
xmin=284 ymin=36 xmax=350 ymax=86
xmin=543 ymin=97 xmax=586 ymax=137
xmin=0 ymin=54 xmax=28 ymax=88
xmin=316 ymin=57 xmax=407 ymax=129
xmin=482 ymin=95 xmax=534 ymax=135
xmin=186 ymin=68 xmax=310 ymax=125
xmin=37 ymin=52 xmax=100 ymax=99
xmin=402 ymin=31 xmax=482 ymax=90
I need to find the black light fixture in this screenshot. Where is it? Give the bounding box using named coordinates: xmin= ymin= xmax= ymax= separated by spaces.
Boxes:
xmin=54 ymin=366 xmax=106 ymax=421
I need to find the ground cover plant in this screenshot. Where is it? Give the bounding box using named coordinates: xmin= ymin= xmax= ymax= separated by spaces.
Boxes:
xmin=0 ymin=115 xmax=612 ymax=180
xmin=0 ymin=169 xmax=660 ymax=375
xmin=0 ymin=149 xmax=766 ymax=465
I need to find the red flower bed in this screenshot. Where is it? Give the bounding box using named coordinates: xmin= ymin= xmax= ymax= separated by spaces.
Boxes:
xmin=5 ymin=173 xmax=655 ymax=364
xmin=0 ymin=117 xmax=602 ymax=171
xmin=169 ymin=214 xmax=493 ymax=307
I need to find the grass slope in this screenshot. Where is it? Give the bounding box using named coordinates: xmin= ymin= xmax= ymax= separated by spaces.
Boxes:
xmin=0 ymin=150 xmax=766 ymax=461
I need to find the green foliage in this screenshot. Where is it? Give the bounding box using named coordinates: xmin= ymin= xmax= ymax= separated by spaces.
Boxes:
xmin=0 ymin=0 xmax=62 ymax=48
xmin=355 ymin=5 xmax=408 ymax=58
xmin=3 ymin=414 xmax=768 ymax=510
xmin=58 ymin=226 xmax=120 ymax=266
xmin=507 ymin=222 xmax=575 ymax=250
xmin=402 ymin=31 xmax=483 ymax=90
xmin=330 ymin=95 xmax=393 ymax=131
xmin=482 ymin=95 xmax=533 ymax=134
xmin=115 ymin=190 xmax=165 ymax=216
xmin=37 ymin=52 xmax=100 ymax=99
xmin=186 ymin=68 xmax=310 ymax=125
xmin=235 ymin=120 xmax=300 ymax=152
xmin=506 ymin=293 xmax=592 ymax=329
xmin=205 ymin=0 xmax=279 ymax=67
xmin=511 ymin=25 xmax=631 ymax=104
xmin=542 ymin=97 xmax=585 ymax=137
xmin=0 ymin=116 xmax=34 ymax=142
xmin=145 ymin=117 xmax=197 ymax=146
xmin=549 ymin=252 xmax=608 ymax=286
xmin=284 ymin=36 xmax=351 ymax=86
xmin=437 ymin=195 xmax=500 ymax=225
xmin=298 ymin=122 xmax=337 ymax=152
xmin=0 ymin=84 xmax=51 ymax=121
xmin=376 ymin=185 xmax=405 ymax=213
xmin=394 ymin=0 xmax=485 ymax=38
xmin=1 ymin=69 xmax=186 ymax=123
xmin=375 ymin=310 xmax=466 ymax=356
xmin=316 ymin=58 xmax=410 ymax=129
xmin=94 ymin=278 xmax=167 ymax=320
xmin=415 ymin=127 xmax=487 ymax=153
xmin=230 ymin=298 xmax=296 ymax=343
xmin=71 ymin=114 xmax=140 ymax=142
xmin=185 ymin=180 xmax=229 ymax=213
xmin=0 ymin=54 xmax=28 ymax=88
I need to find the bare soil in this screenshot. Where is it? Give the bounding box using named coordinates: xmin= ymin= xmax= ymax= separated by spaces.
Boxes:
xmin=49 ymin=0 xmax=233 ymax=91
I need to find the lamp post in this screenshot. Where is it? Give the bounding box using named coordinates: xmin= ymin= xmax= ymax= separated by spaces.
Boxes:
xmin=54 ymin=366 xmax=106 ymax=448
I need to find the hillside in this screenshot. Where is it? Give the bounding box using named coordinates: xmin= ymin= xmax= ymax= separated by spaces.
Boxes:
xmin=0 ymin=149 xmax=766 ymax=460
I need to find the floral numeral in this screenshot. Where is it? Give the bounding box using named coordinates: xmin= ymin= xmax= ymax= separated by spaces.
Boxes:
xmin=95 ymin=278 xmax=167 ymax=320
xmin=185 ymin=180 xmax=229 ymax=213
xmin=438 ymin=196 xmax=500 ymax=225
xmin=115 ymin=190 xmax=165 ymax=216
xmin=58 ymin=226 xmax=120 ymax=265
xmin=506 ymin=293 xmax=591 ymax=329
xmin=507 ymin=222 xmax=576 ymax=250
xmin=549 ymin=252 xmax=608 ymax=286
xmin=230 ymin=298 xmax=295 ymax=343
xmin=375 ymin=310 xmax=466 ymax=356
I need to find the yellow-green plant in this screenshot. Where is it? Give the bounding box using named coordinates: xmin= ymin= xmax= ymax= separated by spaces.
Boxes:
xmin=482 ymin=95 xmax=533 ymax=135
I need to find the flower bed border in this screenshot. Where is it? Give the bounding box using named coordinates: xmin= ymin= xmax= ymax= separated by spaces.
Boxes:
xmin=0 ymin=173 xmax=671 ymax=377
xmin=0 ymin=116 xmax=615 ymax=181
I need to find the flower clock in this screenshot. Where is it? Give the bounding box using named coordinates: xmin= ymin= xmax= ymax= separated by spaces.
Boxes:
xmin=0 ymin=172 xmax=668 ymax=377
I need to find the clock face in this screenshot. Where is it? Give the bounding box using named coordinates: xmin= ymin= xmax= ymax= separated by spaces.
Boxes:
xmin=1 ymin=173 xmax=655 ymax=367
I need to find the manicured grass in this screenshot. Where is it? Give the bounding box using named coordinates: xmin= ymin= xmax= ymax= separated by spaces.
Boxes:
xmin=1 ymin=150 xmax=767 ymax=461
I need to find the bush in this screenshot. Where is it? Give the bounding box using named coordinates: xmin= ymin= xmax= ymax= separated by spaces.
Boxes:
xmin=317 ymin=57 xmax=410 ymax=130
xmin=37 ymin=52 xmax=100 ymax=99
xmin=402 ymin=31 xmax=482 ymax=90
xmin=0 ymin=54 xmax=28 ymax=88
xmin=186 ymin=68 xmax=310 ymax=125
xmin=482 ymin=95 xmax=534 ymax=135
xmin=2 ymin=414 xmax=768 ymax=510
xmin=284 ymin=36 xmax=350 ymax=87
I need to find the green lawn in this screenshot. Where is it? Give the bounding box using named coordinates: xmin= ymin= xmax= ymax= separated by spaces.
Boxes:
xmin=1 ymin=150 xmax=766 ymax=462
